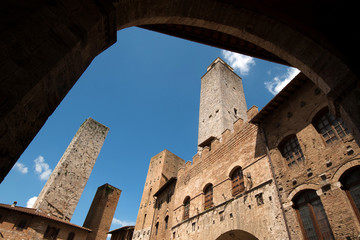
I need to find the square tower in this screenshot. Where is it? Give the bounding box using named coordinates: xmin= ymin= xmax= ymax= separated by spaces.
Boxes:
xmin=33 ymin=118 xmax=109 ymax=221
xmin=133 ymin=150 xmax=185 ymax=240
xmin=198 ymin=58 xmax=247 ymax=147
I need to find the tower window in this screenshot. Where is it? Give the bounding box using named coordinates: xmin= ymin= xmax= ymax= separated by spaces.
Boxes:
xmin=165 ymin=215 xmax=169 ymax=229
xmin=204 ymin=184 xmax=214 ymax=209
xmin=183 ymin=196 xmax=190 ymax=220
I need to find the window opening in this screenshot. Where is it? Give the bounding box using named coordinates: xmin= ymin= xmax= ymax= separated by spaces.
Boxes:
xmin=293 ymin=190 xmax=334 ymax=240
xmin=44 ymin=226 xmax=60 ymax=240
xmin=231 ymin=167 xmax=245 ymax=196
xmin=204 ymin=184 xmax=214 ymax=209
xmin=183 ymin=197 xmax=190 ymax=220
xmin=314 ymin=109 xmax=349 ymax=144
xmin=340 ymin=166 xmax=360 ymax=222
xmin=165 ymin=216 xmax=169 ymax=229
xmin=280 ymin=135 xmax=305 ymax=167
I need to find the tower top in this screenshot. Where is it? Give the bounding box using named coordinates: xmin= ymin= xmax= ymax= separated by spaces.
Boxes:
xmin=206 ymin=57 xmax=234 ymax=72
xmin=198 ymin=57 xmax=247 ymax=147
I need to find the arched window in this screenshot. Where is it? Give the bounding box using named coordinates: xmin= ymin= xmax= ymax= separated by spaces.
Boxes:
xmin=164 ymin=215 xmax=169 ymax=229
xmin=230 ymin=167 xmax=245 ymax=196
xmin=340 ymin=166 xmax=360 ymax=222
xmin=279 ymin=135 xmax=305 ymax=167
xmin=155 ymin=222 xmax=159 ymax=235
xmin=313 ymin=108 xmax=349 ymax=145
xmin=204 ymin=184 xmax=213 ymax=209
xmin=293 ymin=190 xmax=334 ymax=240
xmin=183 ymin=196 xmax=190 ymax=220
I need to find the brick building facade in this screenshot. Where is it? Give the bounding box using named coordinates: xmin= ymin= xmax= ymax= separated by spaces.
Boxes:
xmin=133 ymin=58 xmax=360 ymax=239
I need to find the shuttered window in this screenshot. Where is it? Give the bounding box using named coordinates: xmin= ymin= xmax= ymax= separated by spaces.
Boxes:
xmin=204 ymin=184 xmax=213 ymax=209
xmin=183 ymin=197 xmax=190 ymax=220
xmin=294 ymin=190 xmax=334 ymax=240
xmin=231 ymin=167 xmax=245 ymax=196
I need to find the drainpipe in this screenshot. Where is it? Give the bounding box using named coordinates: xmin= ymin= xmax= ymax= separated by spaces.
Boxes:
xmin=259 ymin=125 xmax=292 ymax=240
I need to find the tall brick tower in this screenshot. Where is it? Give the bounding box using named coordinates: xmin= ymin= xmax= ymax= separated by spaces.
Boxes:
xmin=83 ymin=183 xmax=121 ymax=240
xmin=33 ymin=118 xmax=109 ymax=221
xmin=198 ymin=57 xmax=247 ymax=147
xmin=133 ymin=150 xmax=185 ymax=240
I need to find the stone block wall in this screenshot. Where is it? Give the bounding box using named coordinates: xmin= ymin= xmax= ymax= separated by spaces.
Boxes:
xmin=33 ymin=118 xmax=109 ymax=221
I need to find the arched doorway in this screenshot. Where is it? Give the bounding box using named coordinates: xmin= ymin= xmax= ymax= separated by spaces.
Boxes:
xmin=0 ymin=0 xmax=359 ymax=182
xmin=216 ymin=230 xmax=258 ymax=240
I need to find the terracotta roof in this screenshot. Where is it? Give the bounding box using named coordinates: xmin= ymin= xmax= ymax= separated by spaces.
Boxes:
xmin=250 ymin=72 xmax=308 ymax=124
xmin=0 ymin=203 xmax=91 ymax=232
xmin=108 ymin=225 xmax=135 ymax=234
xmin=153 ymin=177 xmax=177 ymax=197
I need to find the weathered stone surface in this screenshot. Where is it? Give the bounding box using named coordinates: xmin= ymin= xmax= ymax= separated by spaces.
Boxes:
xmin=33 ymin=118 xmax=109 ymax=221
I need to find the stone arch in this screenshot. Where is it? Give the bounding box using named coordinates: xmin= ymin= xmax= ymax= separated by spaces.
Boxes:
xmin=115 ymin=0 xmax=357 ymax=95
xmin=216 ymin=229 xmax=258 ymax=240
xmin=332 ymin=158 xmax=360 ymax=182
xmin=287 ymin=183 xmax=319 ymax=202
xmin=1 ymin=0 xmax=360 ymax=183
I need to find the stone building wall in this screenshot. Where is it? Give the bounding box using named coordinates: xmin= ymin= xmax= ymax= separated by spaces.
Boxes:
xmin=0 ymin=204 xmax=90 ymax=240
xmin=171 ymin=113 xmax=288 ymax=239
xmin=150 ymin=178 xmax=177 ymax=240
xmin=258 ymin=73 xmax=360 ymax=239
xmin=133 ymin=150 xmax=185 ymax=240
xmin=33 ymin=118 xmax=109 ymax=221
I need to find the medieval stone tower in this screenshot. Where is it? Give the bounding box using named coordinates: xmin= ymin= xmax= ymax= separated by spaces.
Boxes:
xmin=33 ymin=118 xmax=109 ymax=221
xmin=133 ymin=150 xmax=185 ymax=239
xmin=83 ymin=183 xmax=121 ymax=240
xmin=198 ymin=57 xmax=247 ymax=147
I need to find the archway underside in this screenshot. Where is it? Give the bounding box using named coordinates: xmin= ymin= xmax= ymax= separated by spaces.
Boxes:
xmin=216 ymin=230 xmax=259 ymax=240
xmin=140 ymin=24 xmax=289 ymax=66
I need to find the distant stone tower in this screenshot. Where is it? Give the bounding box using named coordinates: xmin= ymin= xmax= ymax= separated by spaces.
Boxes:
xmin=133 ymin=150 xmax=185 ymax=240
xmin=198 ymin=57 xmax=247 ymax=147
xmin=83 ymin=183 xmax=121 ymax=240
xmin=33 ymin=118 xmax=109 ymax=221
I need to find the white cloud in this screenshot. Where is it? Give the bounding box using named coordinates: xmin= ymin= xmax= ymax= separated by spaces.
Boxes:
xmin=112 ymin=218 xmax=135 ymax=227
xmin=34 ymin=156 xmax=52 ymax=181
xmin=221 ymin=50 xmax=255 ymax=75
xmin=14 ymin=162 xmax=28 ymax=174
xmin=264 ymin=67 xmax=300 ymax=95
xmin=26 ymin=196 xmax=37 ymax=208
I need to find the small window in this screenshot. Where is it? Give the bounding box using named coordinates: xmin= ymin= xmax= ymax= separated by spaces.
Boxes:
xmin=164 ymin=215 xmax=169 ymax=229
xmin=44 ymin=226 xmax=60 ymax=240
xmin=16 ymin=219 xmax=27 ymax=230
xmin=204 ymin=184 xmax=214 ymax=209
xmin=155 ymin=222 xmax=159 ymax=235
xmin=183 ymin=196 xmax=190 ymax=220
xmin=279 ymin=135 xmax=305 ymax=167
xmin=313 ymin=109 xmax=350 ymax=144
xmin=230 ymin=167 xmax=245 ymax=196
xmin=67 ymin=232 xmax=75 ymax=240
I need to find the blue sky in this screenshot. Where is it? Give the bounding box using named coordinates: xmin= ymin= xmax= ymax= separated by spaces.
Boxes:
xmin=0 ymin=27 xmax=298 ymax=233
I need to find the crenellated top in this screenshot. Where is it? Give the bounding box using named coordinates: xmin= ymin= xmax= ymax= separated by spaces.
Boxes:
xmin=178 ymin=106 xmax=259 ymax=178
